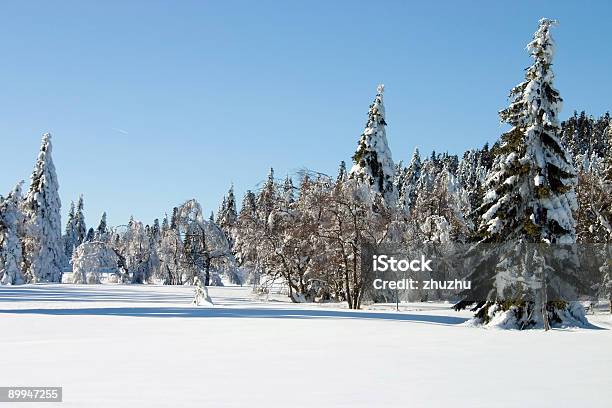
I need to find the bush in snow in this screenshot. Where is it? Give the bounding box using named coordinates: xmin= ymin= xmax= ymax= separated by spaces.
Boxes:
xmin=72 ymin=241 xmax=118 ymax=284
xmin=192 ymin=275 xmax=213 ymax=306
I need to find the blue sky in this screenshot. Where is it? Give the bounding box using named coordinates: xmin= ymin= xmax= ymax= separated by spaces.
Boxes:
xmin=1 ymin=0 xmax=610 ymax=228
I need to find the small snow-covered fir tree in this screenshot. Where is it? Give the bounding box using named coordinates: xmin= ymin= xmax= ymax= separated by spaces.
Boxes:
xmin=256 ymin=168 xmax=276 ymax=227
xmin=161 ymin=215 xmax=169 ymax=233
xmin=241 ymin=190 xmax=257 ymax=218
xmin=63 ymin=201 xmax=77 ymax=265
xmin=459 ymin=19 xmax=584 ymax=329
xmin=95 ymin=212 xmax=109 ymax=242
xmin=84 ymin=227 xmax=95 ymax=243
xmin=146 ymin=219 xmax=162 ymax=280
xmin=150 ymin=218 xmax=161 ymax=244
xmin=62 ymin=196 xmax=87 ymax=269
xmin=215 ymin=197 xmax=227 ymax=225
xmin=233 ymin=190 xmax=258 ymax=271
xmin=455 ymin=147 xmax=491 ymax=230
xmin=350 ymin=84 xmax=396 ymax=204
xmin=21 ymin=133 xmax=65 ymax=283
xmin=0 ymin=182 xmax=26 ymax=285
xmin=74 ymin=195 xmax=87 ymax=245
xmin=336 ymin=161 xmax=347 ymax=183
xmin=281 ymin=176 xmax=295 ymax=206
xmin=216 ymin=185 xmax=238 ymax=239
xmin=399 ymin=148 xmax=422 ymax=211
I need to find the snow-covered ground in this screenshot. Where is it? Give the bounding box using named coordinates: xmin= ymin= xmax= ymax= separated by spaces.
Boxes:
xmin=1 ymin=284 xmax=610 ymax=408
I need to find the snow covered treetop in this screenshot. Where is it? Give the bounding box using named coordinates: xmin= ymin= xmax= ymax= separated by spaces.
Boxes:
xmin=528 ymin=18 xmax=558 ymax=64
xmin=374 ymin=84 xmax=385 ymax=119
xmin=29 ymin=133 xmax=55 ymax=192
xmin=349 ymin=84 xmax=395 ymax=203
xmin=37 ymin=133 xmax=53 ymax=166
xmin=500 ymin=18 xmax=562 ymax=130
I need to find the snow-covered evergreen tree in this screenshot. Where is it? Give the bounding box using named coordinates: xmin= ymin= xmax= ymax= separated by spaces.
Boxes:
xmin=74 ymin=195 xmax=87 ymax=245
xmin=561 ymin=111 xmax=611 ymax=165
xmin=21 ymin=133 xmax=64 ymax=283
xmin=256 ymin=168 xmax=276 ymax=227
xmin=62 ymin=196 xmax=86 ymax=269
xmin=399 ymin=148 xmax=422 ymax=211
xmin=94 ymin=212 xmax=109 ymax=242
xmin=84 ymin=227 xmax=95 ymax=243
xmin=281 ymin=176 xmax=295 ymax=206
xmin=215 ymin=197 xmax=227 ymax=225
xmin=411 ymin=155 xmax=438 ymax=219
xmin=349 ymin=84 xmax=396 ymax=204
xmin=241 ymin=190 xmax=257 ymax=219
xmin=150 ymin=218 xmax=161 ymax=244
xmin=456 ymin=147 xmax=489 ymax=228
xmin=458 ymin=19 xmax=583 ymax=329
xmin=336 ymin=161 xmax=347 ymax=183
xmin=146 ymin=218 xmax=162 ymax=280
xmin=480 ymin=18 xmax=576 ymax=245
xmin=234 ymin=190 xmax=258 ymax=268
xmin=225 ymin=186 xmax=238 ymax=223
xmin=216 ymin=185 xmax=238 ymax=244
xmin=161 ymin=215 xmax=169 ymax=233
xmin=0 ymin=183 xmax=26 ymax=285
xmin=63 ymin=201 xmax=77 ymax=265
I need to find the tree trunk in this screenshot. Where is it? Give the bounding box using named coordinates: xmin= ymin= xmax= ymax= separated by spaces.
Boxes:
xmin=204 ymin=257 xmax=211 ymax=286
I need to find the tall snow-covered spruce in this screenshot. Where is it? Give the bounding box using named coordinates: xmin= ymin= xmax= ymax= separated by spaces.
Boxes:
xmin=0 ymin=183 xmax=26 ymax=285
xmin=21 ymin=133 xmax=65 ymax=283
xmin=350 ymin=84 xmax=396 ymax=204
xmin=481 ymin=18 xmax=576 ymax=245
xmin=459 ymin=19 xmax=583 ymax=329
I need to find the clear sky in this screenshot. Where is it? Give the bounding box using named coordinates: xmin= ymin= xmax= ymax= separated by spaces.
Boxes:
xmin=1 ymin=0 xmax=610 ymax=228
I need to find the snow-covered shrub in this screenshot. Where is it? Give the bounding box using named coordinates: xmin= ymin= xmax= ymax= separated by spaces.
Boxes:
xmin=72 ymin=241 xmax=118 ymax=284
xmin=471 ymin=300 xmax=588 ymax=329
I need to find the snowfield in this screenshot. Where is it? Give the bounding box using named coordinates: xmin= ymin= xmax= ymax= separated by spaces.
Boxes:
xmin=1 ymin=284 xmax=611 ymax=408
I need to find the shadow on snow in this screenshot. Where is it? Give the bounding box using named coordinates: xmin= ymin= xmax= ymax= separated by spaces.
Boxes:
xmin=0 ymin=306 xmax=468 ymax=325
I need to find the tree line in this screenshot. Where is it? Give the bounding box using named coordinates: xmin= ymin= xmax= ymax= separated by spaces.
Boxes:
xmin=1 ymin=19 xmax=610 ymax=326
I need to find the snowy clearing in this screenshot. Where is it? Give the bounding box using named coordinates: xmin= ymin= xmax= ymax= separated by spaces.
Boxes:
xmin=1 ymin=284 xmax=611 ymax=408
